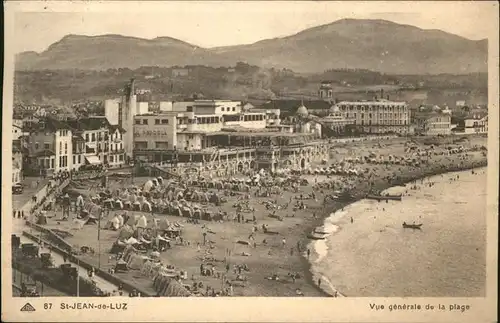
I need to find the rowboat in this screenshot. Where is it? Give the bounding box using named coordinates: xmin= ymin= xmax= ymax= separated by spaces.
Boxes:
xmin=367 ymin=194 xmax=402 ymax=201
xmin=307 ymin=234 xmax=326 ymax=240
xmin=402 ymin=222 xmax=423 ymax=229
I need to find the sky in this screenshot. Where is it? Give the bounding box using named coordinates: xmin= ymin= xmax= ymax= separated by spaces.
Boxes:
xmin=10 ymin=1 xmax=496 ymax=54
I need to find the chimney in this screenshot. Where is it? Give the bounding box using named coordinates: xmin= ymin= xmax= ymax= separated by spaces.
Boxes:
xmin=386 ymin=95 xmax=389 ymax=100
xmin=380 ymin=89 xmax=384 ymax=98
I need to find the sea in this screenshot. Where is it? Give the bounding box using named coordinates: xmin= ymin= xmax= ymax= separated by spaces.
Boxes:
xmin=309 ymin=168 xmax=487 ymax=297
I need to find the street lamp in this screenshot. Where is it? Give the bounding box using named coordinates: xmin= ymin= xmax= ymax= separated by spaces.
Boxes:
xmin=97 ymin=206 xmax=107 ymax=270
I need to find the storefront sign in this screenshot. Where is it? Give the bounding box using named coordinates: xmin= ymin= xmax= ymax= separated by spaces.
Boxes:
xmin=134 ymin=130 xmax=169 ymax=137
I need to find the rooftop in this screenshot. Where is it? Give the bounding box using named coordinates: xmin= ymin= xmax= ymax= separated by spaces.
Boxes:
xmin=67 ymin=117 xmax=111 ymax=131
xmin=336 ymin=99 xmax=407 ymax=105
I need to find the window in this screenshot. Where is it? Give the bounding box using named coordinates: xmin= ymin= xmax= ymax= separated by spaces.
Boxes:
xmin=78 ymin=155 xmax=81 ymax=164
xmin=59 ymin=142 xmax=62 ymax=151
xmin=51 ymin=158 xmax=54 ymax=169
xmin=73 ymin=155 xmax=76 ymax=164
xmin=135 ymin=119 xmax=141 ymax=125
xmin=85 ymin=134 xmax=90 ymax=142
xmin=91 ymin=133 xmax=96 ymax=141
xmin=64 ymin=142 xmax=68 ymax=152
xmin=155 ymin=119 xmax=160 ymax=125
xmin=119 ymin=155 xmax=124 ymax=161
xmin=44 ymin=143 xmax=50 ymax=149
xmin=232 ymin=107 xmax=236 ymax=111
xmin=155 ymin=141 xmax=169 ymax=149
xmin=134 ymin=141 xmax=148 ymax=149
xmin=143 ymin=119 xmax=148 ymax=125
xmin=161 ymin=119 xmax=168 ymax=124
xmin=186 ymin=106 xmax=193 ymax=112
xmin=221 ymin=107 xmax=225 ymax=112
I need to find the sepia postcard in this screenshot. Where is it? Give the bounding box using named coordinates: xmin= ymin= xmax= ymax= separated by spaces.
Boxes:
xmin=2 ymin=1 xmax=498 ymax=322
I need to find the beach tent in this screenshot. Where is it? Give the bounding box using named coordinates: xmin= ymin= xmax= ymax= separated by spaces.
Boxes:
xmin=143 ymin=180 xmax=154 ymax=193
xmin=142 ymin=200 xmax=152 ymax=213
xmin=137 ymin=215 xmax=148 ymax=229
xmin=127 ymin=254 xmax=148 ymax=270
xmin=118 ymin=225 xmax=134 ymax=240
xmin=114 ymin=199 xmax=124 ymax=209
xmin=154 ymin=274 xmax=191 ymax=297
xmin=106 ymin=215 xmax=121 ymax=230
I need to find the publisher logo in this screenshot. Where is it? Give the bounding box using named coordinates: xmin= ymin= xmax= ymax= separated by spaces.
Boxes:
xmin=20 ymin=303 xmax=36 ymax=312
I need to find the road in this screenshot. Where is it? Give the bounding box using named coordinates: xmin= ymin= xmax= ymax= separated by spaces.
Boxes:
xmin=13 ymin=217 xmax=121 ymax=296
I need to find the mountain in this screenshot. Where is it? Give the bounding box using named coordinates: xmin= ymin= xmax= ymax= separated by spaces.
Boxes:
xmin=15 ymin=34 xmax=219 ymax=70
xmin=15 ymin=19 xmax=488 ymax=74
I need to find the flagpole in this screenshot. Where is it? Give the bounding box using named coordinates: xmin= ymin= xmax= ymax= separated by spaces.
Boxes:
xmin=98 ymin=208 xmax=103 ymax=270
xmin=76 ymin=257 xmax=80 ymax=297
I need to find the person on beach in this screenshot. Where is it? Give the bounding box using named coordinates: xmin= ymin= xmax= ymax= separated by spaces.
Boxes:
xmin=318 ymin=278 xmax=322 ymax=287
xmin=350 ymin=217 xmax=353 ymax=223
xmin=282 ymin=238 xmax=286 ymax=247
xmin=307 ymin=249 xmax=311 ymax=259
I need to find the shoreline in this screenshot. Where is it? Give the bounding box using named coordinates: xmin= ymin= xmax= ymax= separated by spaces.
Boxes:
xmin=304 ymin=160 xmax=487 ymax=297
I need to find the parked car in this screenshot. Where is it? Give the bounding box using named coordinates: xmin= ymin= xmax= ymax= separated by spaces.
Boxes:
xmin=12 ymin=183 xmax=24 ymax=194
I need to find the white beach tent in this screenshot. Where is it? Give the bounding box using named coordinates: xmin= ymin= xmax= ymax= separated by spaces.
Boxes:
xmin=143 ymin=180 xmax=154 ymax=193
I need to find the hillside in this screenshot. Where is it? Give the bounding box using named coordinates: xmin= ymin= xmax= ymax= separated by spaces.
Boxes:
xmin=212 ymin=19 xmax=488 ymax=74
xmin=15 ymin=19 xmax=488 ymax=74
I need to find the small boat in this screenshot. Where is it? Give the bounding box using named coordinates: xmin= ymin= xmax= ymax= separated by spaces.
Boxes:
xmin=367 ymin=194 xmax=402 ymax=201
xmin=307 ymin=234 xmax=326 ymax=240
xmin=402 ymin=222 xmax=423 ymax=230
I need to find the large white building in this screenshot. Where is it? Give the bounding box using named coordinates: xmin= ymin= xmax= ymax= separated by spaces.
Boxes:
xmin=464 ymin=115 xmax=488 ymax=134
xmin=414 ymin=111 xmax=452 ymax=136
xmin=26 ymin=118 xmax=74 ymax=174
xmin=25 ymin=116 xmax=127 ymax=175
xmin=67 ymin=117 xmax=127 ymax=169
xmin=332 ymin=99 xmax=411 ymax=134
xmin=133 ymin=105 xmax=278 ymax=153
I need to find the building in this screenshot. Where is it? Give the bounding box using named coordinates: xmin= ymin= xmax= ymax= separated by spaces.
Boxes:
xmin=132 ymin=100 xmax=329 ymax=174
xmin=25 ymin=118 xmax=73 ymax=174
xmin=319 ymin=105 xmax=355 ymax=135
xmin=104 ymin=98 xmax=121 ymax=125
xmin=12 ymin=122 xmax=23 ymax=140
xmin=464 ymin=114 xmax=488 ymax=134
xmin=104 ymin=79 xmax=138 ymax=159
xmin=318 ymin=81 xmax=334 ymax=99
xmin=413 ymin=111 xmax=452 ymax=136
xmin=259 ymin=100 xmax=332 ymax=118
xmin=133 ymin=104 xmax=268 ymax=152
xmin=332 ymin=99 xmax=411 ymax=134
xmin=12 ymin=145 xmax=23 ymax=184
xmin=67 ymin=117 xmax=127 ymax=169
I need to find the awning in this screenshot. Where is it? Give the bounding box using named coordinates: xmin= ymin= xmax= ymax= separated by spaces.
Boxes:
xmin=85 ymin=155 xmax=102 ymax=165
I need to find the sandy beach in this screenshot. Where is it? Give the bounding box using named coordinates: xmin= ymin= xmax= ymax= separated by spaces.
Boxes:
xmin=40 ymin=135 xmax=487 ymax=296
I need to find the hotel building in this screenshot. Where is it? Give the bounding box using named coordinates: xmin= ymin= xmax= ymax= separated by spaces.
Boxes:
xmin=332 ymin=99 xmax=411 ymax=134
